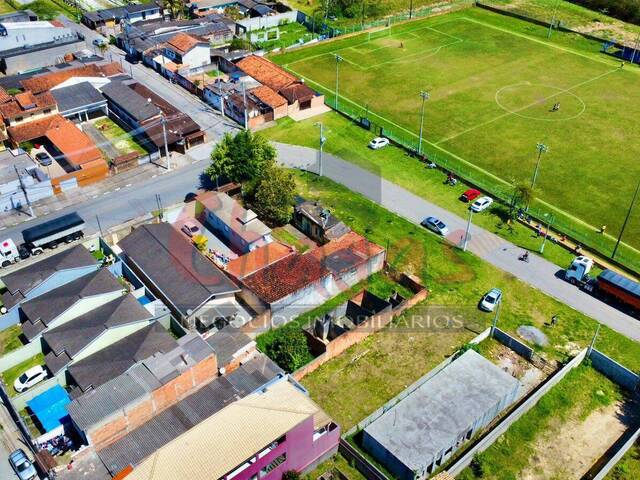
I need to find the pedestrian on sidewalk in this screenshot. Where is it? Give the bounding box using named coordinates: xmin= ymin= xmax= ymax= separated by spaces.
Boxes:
xmin=600 ymin=225 xmax=607 ymax=234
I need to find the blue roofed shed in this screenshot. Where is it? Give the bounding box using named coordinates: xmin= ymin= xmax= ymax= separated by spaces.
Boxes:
xmin=27 ymin=384 xmax=71 ymax=432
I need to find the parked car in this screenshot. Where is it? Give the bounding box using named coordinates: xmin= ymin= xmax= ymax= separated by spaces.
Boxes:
xmin=35 ymin=152 xmax=52 ymax=167
xmin=9 ymin=449 xmax=37 ymax=480
xmin=14 ymin=365 xmax=48 ymax=393
xmin=368 ymin=137 xmax=389 ymax=150
xmin=421 ymin=216 xmax=449 ymax=236
xmin=92 ymin=38 xmax=106 ymax=47
xmin=480 ymin=288 xmax=502 ymax=312
xmin=460 ymin=189 xmax=481 ymax=202
xmin=470 ymin=196 xmax=493 ymax=213
xmin=181 ymin=220 xmax=201 ymax=238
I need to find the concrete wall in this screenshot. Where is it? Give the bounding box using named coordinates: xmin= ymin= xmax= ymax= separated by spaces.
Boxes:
xmin=0 ymin=339 xmax=41 ymax=372
xmin=592 ymin=425 xmax=640 ymax=480
xmin=238 ymin=11 xmax=299 ymax=31
xmin=588 ymin=348 xmax=640 ymax=392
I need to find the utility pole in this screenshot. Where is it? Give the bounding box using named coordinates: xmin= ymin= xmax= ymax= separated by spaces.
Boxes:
xmin=14 ymin=165 xmax=33 ymax=217
xmin=417 ymin=91 xmax=430 ymax=155
xmin=630 ymin=32 xmax=640 ymax=65
xmin=547 ymin=0 xmax=561 ymax=39
xmin=490 ymin=299 xmax=501 ymax=337
xmin=242 ymin=81 xmax=248 ymax=129
xmin=315 ymin=122 xmax=326 ymax=177
xmin=613 ymin=177 xmax=640 ymax=259
xmin=334 ymin=54 xmax=343 ymax=110
xmin=463 ymin=207 xmax=473 ymax=251
xmin=539 ymin=213 xmax=554 ymax=254
xmin=160 ymin=113 xmax=170 ymax=171
xmin=409 ymin=0 xmax=413 ymax=19
xmin=361 ymin=0 xmax=365 ymax=29
xmin=531 ymin=142 xmax=549 ymax=189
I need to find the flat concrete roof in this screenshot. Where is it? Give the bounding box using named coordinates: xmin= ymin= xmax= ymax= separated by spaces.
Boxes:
xmin=364 ymin=350 xmax=519 ymax=472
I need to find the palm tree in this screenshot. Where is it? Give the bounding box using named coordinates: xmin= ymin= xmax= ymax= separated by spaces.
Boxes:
xmin=511 ymin=181 xmax=536 ymax=214
xmin=164 ymin=0 xmax=184 ymax=20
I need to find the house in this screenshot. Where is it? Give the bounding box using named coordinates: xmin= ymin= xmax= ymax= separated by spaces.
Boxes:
xmin=225 ymin=241 xmax=295 ymax=281
xmin=101 ymin=79 xmax=206 ymax=153
xmin=66 ymin=328 xmax=217 ymax=448
xmin=66 ymin=321 xmax=178 ymax=396
xmin=20 ymin=62 xmax=123 ymax=94
xmin=293 ymin=197 xmax=350 ymax=244
xmin=0 ymin=21 xmax=86 ymax=74
xmin=82 ymin=3 xmax=162 ymax=31
xmin=190 ymin=0 xmax=239 ymax=17
xmin=42 ymin=294 xmax=155 ymax=377
xmin=0 ymin=10 xmax=38 ymax=23
xmin=0 ymin=149 xmax=53 ymax=217
xmin=50 ymin=82 xmax=108 ymax=121
xmin=240 ymin=252 xmax=338 ymax=322
xmin=0 ymin=91 xmax=58 ymax=127
xmin=205 ymin=326 xmax=256 ymax=372
xmin=0 ymin=245 xmax=98 ymax=313
xmin=164 ymin=33 xmax=211 ymax=69
xmin=308 ymin=231 xmax=385 ymax=289
xmin=123 ymin=378 xmax=340 ymax=480
xmin=93 ymin=353 xmax=284 ymax=476
xmin=196 ymin=191 xmax=272 ymax=254
xmin=116 ymin=223 xmax=241 ymax=330
xmin=19 ymin=268 xmax=124 ymax=342
xmin=362 ymin=350 xmax=520 ymax=480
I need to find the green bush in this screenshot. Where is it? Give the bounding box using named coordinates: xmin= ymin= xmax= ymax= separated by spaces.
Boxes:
xmin=265 ymin=328 xmax=311 ymax=373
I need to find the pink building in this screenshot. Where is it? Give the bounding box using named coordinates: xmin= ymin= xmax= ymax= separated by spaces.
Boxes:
xmin=124 ymin=379 xmax=340 ymax=480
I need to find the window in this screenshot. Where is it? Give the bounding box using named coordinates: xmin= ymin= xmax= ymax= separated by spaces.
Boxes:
xmin=260 ymin=454 xmax=286 ymax=478
xmin=14 ymin=116 xmax=22 ymax=122
xmin=43 ymin=109 xmax=51 ymax=114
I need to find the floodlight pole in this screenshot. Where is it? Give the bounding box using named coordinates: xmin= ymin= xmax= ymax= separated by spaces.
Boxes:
xmin=539 ymin=213 xmax=554 ymax=254
xmin=547 ymin=0 xmax=561 ymax=39
xmin=630 ymin=32 xmax=640 ymax=65
xmin=409 ymin=0 xmax=413 ymax=19
xmin=531 ymin=142 xmax=549 ymax=189
xmin=417 ymin=91 xmax=430 ymax=155
xmin=334 ymin=55 xmax=343 ymax=110
xmin=463 ymin=208 xmax=473 ymax=252
xmin=612 ymin=177 xmax=640 ymax=259
xmin=315 ymin=122 xmax=326 ymax=177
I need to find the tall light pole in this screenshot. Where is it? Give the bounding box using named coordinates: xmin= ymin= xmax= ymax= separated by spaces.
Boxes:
xmin=531 ymin=142 xmax=549 ymax=189
xmin=612 ymin=177 xmax=640 ymax=259
xmin=334 ymin=54 xmax=343 ymax=110
xmin=463 ymin=207 xmax=473 ymax=252
xmin=409 ymin=0 xmax=413 ymax=19
xmin=630 ymin=32 xmax=640 ymax=65
xmin=315 ymin=122 xmax=326 ymax=177
xmin=417 ymin=91 xmax=430 ymax=155
xmin=539 ymin=212 xmax=554 ymax=254
xmin=547 ymin=0 xmax=561 ymax=39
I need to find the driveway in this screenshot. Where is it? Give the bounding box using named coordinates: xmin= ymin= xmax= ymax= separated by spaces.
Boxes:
xmin=274 ymin=142 xmax=640 ymax=342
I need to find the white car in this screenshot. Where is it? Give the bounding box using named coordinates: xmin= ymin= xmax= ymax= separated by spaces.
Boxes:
xmin=421 ymin=216 xmax=449 ymax=236
xmin=480 ymin=288 xmax=502 ymax=312
xmin=470 ymin=196 xmax=493 ymax=213
xmin=368 ymin=137 xmax=389 ymax=150
xmin=181 ymin=220 xmax=201 ymax=238
xmin=14 ymin=365 xmax=48 ymax=393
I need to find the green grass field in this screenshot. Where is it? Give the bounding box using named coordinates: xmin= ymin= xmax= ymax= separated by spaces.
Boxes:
xmin=271 ymin=7 xmax=640 ymax=254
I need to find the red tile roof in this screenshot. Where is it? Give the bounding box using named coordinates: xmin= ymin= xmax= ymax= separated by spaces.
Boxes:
xmin=167 ymin=33 xmax=206 ymax=54
xmin=225 ymin=241 xmax=295 ymax=280
xmin=7 ymin=115 xmax=57 ymax=143
xmin=0 ymin=91 xmax=56 ymax=119
xmin=250 ymin=85 xmax=287 ymax=109
xmin=236 ymin=55 xmax=297 ymax=92
xmin=242 ymin=253 xmax=331 ymax=304
xmin=279 ymin=82 xmax=315 ymax=104
xmin=0 ymin=87 xmax=11 ymax=104
xmin=21 ymin=63 xmax=123 ymax=94
xmin=308 ymin=231 xmax=385 ymax=274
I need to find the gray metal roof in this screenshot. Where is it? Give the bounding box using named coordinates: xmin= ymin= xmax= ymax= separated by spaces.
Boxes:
xmin=599 ymin=269 xmax=640 ymax=300
xmin=363 ymin=350 xmax=519 ymax=472
xmin=206 ymin=326 xmax=254 ymax=367
xmin=1 ymin=245 xmax=97 ymax=309
xmin=67 ymin=322 xmax=177 ymax=393
xmin=118 ymin=223 xmax=239 ymax=317
xmin=101 ymin=80 xmax=160 ymax=122
xmin=96 ymin=353 xmax=283 ymax=475
xmin=51 ymin=81 xmax=106 ymax=114
xmin=43 ymin=294 xmax=153 ymax=374
xmin=20 ymin=268 xmax=122 ymax=341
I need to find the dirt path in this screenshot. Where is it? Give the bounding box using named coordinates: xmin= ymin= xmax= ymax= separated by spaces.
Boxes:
xmin=520 ymin=400 xmax=632 ymax=480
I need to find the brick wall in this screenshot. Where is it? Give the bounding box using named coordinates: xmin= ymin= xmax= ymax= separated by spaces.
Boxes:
xmin=90 ymin=354 xmax=218 ymax=450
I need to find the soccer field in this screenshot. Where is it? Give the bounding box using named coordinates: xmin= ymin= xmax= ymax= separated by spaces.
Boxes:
xmin=272 ymin=7 xmax=640 ymax=252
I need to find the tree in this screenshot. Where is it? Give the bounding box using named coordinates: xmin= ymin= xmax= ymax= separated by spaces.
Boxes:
xmin=164 ymin=0 xmax=184 ymax=19
xmin=511 ymin=181 xmax=536 ymax=211
xmin=266 ymin=329 xmax=310 ymax=373
xmin=192 ymin=234 xmax=208 ymax=252
xmin=224 ymin=6 xmax=243 ymax=20
xmin=97 ymin=42 xmax=108 ymax=57
xmin=206 ymin=130 xmax=276 ymax=185
xmin=247 ymin=166 xmax=296 ymax=226
xmin=282 ymin=471 xmax=300 ymax=480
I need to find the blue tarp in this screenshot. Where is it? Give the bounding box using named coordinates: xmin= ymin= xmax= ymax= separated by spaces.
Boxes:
xmin=26 ymin=384 xmax=70 ymax=433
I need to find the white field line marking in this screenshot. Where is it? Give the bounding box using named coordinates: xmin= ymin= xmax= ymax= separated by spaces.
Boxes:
xmin=125 ymin=183 xmax=132 ymax=187
xmin=114 ymin=187 xmax=121 ymax=191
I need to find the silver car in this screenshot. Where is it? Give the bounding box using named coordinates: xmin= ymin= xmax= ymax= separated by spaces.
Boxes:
xmin=480 ymin=288 xmax=502 ymax=312
xmin=9 ymin=449 xmax=37 ymax=480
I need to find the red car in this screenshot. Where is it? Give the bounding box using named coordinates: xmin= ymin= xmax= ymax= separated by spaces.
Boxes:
xmin=460 ymin=189 xmax=481 ymax=202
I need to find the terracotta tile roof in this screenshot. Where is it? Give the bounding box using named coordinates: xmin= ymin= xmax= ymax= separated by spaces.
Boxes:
xmin=7 ymin=115 xmax=103 ymax=166
xmin=236 ymin=55 xmax=297 ymax=92
xmin=49 ymin=20 xmax=65 ymax=27
xmin=0 ymin=87 xmax=11 ymax=104
xmin=279 ymin=82 xmax=315 ymax=104
xmin=21 ymin=62 xmax=123 ymax=94
xmin=167 ymin=33 xmax=205 ymax=54
xmin=225 ymin=241 xmax=295 ymax=280
xmin=308 ymin=231 xmax=385 ymax=274
xmin=0 ymin=91 xmax=56 ymax=119
xmin=250 ymin=85 xmax=287 ymax=109
xmin=242 ymin=253 xmax=331 ymax=304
